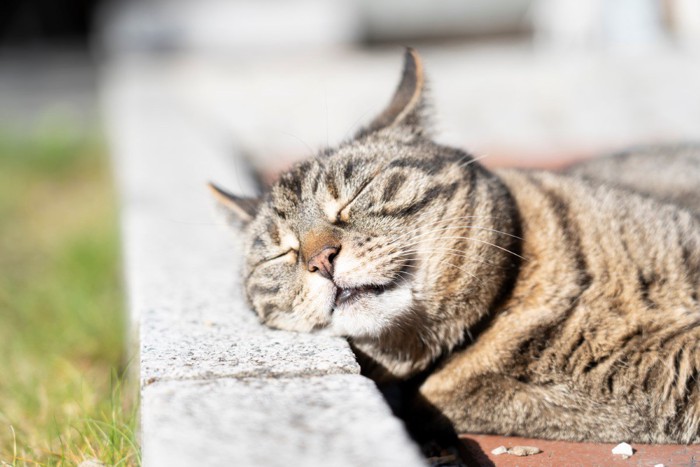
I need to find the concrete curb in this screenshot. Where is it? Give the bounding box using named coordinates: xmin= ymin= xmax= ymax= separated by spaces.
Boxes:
xmin=101 ymin=56 xmax=424 ymax=466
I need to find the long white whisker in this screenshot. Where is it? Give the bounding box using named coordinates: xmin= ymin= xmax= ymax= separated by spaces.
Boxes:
xmin=436 ymin=259 xmax=484 ymax=287
xmin=387 ymin=248 xmax=505 ymax=270
xmin=390 ymin=224 xmax=522 ymax=247
xmin=403 ymin=235 xmax=525 ymax=260
xmin=456 ymin=153 xmax=491 ymax=171
xmin=383 ymin=218 xmax=519 ymax=248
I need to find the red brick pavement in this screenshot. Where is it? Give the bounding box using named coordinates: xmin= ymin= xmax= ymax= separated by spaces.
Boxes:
xmin=459 ymin=434 xmax=699 ymax=467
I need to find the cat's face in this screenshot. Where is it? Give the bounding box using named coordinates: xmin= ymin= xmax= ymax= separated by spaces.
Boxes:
xmin=240 ymin=137 xmax=468 ymax=338
xmin=210 ymin=49 xmax=509 ymax=340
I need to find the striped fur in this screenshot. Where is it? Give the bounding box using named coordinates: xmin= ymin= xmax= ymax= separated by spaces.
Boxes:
xmin=215 ymin=50 xmax=700 ymax=443
xmin=419 ymin=166 xmax=700 ymax=443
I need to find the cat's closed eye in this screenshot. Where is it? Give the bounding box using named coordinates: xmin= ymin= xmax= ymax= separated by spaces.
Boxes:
xmin=261 ymin=249 xmax=296 ymax=264
xmin=333 ymin=170 xmax=384 ymax=223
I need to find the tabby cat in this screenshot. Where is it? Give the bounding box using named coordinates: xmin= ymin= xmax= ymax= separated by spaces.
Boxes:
xmin=210 ymin=49 xmax=700 ymax=444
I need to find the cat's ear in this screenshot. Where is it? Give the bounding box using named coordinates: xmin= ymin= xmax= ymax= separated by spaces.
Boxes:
xmin=208 ymin=182 xmax=260 ymax=226
xmin=361 ymin=48 xmax=430 ymax=138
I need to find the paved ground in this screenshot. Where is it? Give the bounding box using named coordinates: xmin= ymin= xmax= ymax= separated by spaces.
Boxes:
xmin=461 ymin=434 xmax=699 ymax=466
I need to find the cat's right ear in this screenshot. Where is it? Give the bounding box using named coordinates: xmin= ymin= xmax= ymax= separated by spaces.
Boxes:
xmin=360 ymin=48 xmax=430 ymax=139
xmin=207 ymin=182 xmax=260 ymax=226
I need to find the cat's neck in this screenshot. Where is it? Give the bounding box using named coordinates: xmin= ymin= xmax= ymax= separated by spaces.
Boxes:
xmin=351 ymin=170 xmax=523 ymax=382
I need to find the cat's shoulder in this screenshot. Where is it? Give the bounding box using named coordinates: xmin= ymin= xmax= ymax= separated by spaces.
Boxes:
xmin=494 ymin=165 xmax=699 ymax=240
xmin=494 ymin=144 xmax=700 ymax=217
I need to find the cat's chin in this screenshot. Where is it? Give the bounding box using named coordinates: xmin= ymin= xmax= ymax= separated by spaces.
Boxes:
xmin=327 ymin=283 xmax=414 ymax=338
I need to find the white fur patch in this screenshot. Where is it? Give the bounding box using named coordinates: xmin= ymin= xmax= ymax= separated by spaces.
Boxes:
xmin=333 ymin=246 xmax=398 ymax=289
xmin=332 ymin=251 xmax=365 ymax=287
xmin=270 ymin=275 xmax=335 ymax=333
xmin=302 ymin=271 xmax=336 ymax=323
xmin=281 ymin=231 xmax=299 ymax=251
xmin=329 ymin=284 xmax=413 ymax=338
xmin=323 ymin=200 xmax=342 ymax=223
xmin=306 ymin=272 xmax=333 ymax=296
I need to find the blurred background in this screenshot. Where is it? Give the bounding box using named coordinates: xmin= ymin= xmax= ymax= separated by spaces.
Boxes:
xmin=1 ymin=0 xmax=700 ymax=464
xmin=97 ymin=0 xmax=700 ymax=170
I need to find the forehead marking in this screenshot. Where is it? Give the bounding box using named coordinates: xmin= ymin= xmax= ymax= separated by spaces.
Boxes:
xmin=382 ymin=173 xmax=407 ymax=202
xmin=343 ymin=160 xmax=355 ymax=180
xmin=325 ymin=172 xmax=339 ymax=199
xmin=266 ymin=221 xmax=281 ymax=244
xmin=273 ymin=207 xmax=287 ymax=220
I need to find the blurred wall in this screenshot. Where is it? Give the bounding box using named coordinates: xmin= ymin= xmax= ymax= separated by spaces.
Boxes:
xmin=0 ymin=0 xmax=103 ymax=46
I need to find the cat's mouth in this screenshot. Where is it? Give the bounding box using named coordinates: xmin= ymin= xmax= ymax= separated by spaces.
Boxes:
xmin=333 ymin=260 xmax=415 ymax=310
xmin=334 ymin=284 xmax=387 ymax=307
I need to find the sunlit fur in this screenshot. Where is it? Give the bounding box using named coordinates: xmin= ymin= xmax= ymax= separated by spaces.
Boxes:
xmin=216 ymin=50 xmax=700 ymax=443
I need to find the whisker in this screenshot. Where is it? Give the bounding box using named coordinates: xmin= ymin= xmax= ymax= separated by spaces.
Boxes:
xmin=436 ymin=259 xmax=484 ymax=287
xmin=391 ymin=224 xmax=522 ymax=246
xmin=403 ymin=235 xmax=525 ymax=260
xmin=387 ymin=215 xmax=510 ymax=241
xmin=456 ymin=152 xmax=491 ymax=171
xmin=389 ymin=248 xmax=506 ymax=270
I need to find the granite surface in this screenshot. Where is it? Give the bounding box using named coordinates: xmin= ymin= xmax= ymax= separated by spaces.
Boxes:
xmin=103 ymin=56 xmax=423 ymax=466
xmin=143 ymin=375 xmax=424 ymax=467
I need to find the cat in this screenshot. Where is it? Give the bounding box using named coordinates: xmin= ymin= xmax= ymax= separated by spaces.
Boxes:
xmin=209 ymin=49 xmax=700 ymax=444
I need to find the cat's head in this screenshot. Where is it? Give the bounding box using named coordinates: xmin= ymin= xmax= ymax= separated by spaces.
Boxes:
xmin=210 ymin=49 xmax=517 ymax=341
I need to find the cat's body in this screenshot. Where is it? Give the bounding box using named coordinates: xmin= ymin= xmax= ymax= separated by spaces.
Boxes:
xmin=416 ymin=165 xmax=700 ymax=443
xmin=210 ymin=50 xmax=700 ymax=443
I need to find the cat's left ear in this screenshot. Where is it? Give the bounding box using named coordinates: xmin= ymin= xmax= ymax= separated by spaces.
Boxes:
xmin=208 ymin=182 xmax=260 ymax=226
xmin=360 ymin=48 xmax=431 ymax=139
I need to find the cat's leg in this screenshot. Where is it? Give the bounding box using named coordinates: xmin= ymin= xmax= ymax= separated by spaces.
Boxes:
xmin=416 ymin=371 xmax=648 ymax=443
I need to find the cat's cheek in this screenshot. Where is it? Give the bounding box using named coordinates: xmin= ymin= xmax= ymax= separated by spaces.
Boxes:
xmin=333 ymin=250 xmax=396 ymax=289
xmin=304 ymin=272 xmax=337 ymax=316
xmin=332 ymin=254 xmax=364 ymax=287
xmin=330 ymin=285 xmax=414 ymax=338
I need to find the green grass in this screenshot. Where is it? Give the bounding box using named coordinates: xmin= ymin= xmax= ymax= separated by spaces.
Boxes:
xmin=0 ymin=127 xmax=139 ymax=466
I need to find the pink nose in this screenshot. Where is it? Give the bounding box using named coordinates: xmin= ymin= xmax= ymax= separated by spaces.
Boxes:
xmin=307 ymin=246 xmax=339 ymax=280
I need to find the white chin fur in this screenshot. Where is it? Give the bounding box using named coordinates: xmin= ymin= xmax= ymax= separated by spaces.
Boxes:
xmin=329 ymin=284 xmax=413 ymax=338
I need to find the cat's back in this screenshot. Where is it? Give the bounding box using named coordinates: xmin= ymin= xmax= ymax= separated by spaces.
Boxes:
xmin=566 ymin=143 xmax=700 ymax=214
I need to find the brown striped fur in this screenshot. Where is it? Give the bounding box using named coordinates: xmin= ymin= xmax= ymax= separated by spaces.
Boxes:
xmin=212 ymin=50 xmax=700 ymax=443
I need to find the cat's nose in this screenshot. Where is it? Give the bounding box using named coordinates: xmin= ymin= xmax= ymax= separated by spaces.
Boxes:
xmin=307 ymin=246 xmax=339 ymax=280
